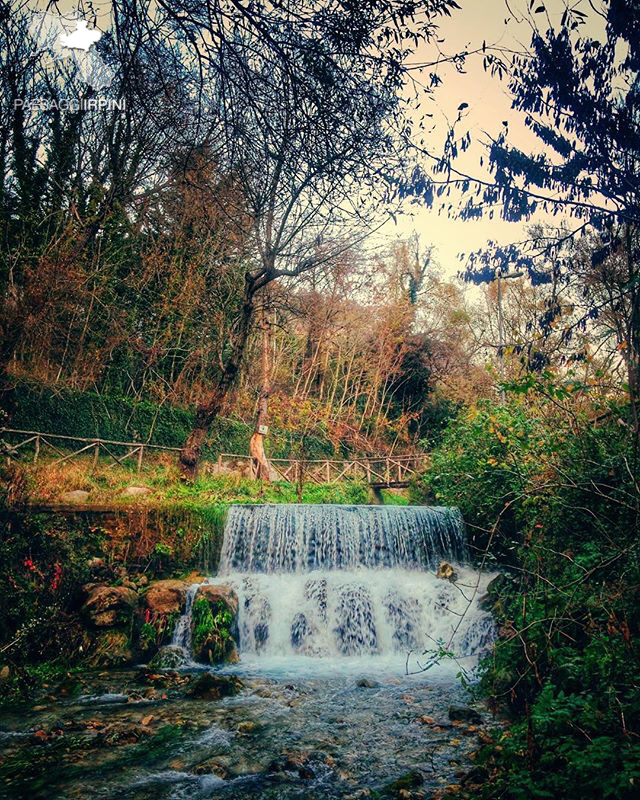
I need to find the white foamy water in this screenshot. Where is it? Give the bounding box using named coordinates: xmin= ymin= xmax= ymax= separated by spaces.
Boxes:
xmin=214 ymin=504 xmax=496 ymax=672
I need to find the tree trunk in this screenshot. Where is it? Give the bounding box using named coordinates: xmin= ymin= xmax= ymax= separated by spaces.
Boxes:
xmin=249 ymin=305 xmax=277 ymax=481
xmin=179 ymin=276 xmax=257 ymax=478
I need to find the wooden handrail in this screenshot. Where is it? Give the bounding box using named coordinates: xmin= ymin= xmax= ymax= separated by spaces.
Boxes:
xmin=1 ymin=428 xmax=182 ymax=451
xmin=2 ymin=428 xmax=429 ymax=485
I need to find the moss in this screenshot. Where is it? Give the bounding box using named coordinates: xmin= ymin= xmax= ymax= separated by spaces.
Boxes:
xmin=191 ymin=597 xmax=234 ymax=664
xmin=87 ymin=630 xmax=132 ymax=667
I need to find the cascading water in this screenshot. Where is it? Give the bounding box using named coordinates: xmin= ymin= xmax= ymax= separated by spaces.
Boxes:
xmin=171 ymin=583 xmax=203 ymax=657
xmin=218 ymin=504 xmax=495 ymax=670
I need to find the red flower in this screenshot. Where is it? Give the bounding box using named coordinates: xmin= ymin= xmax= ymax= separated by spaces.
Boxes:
xmin=51 ymin=562 xmax=63 ymax=590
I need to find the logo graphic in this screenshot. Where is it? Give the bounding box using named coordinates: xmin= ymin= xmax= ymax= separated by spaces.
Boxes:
xmin=27 ymin=11 xmax=114 ymax=90
xmin=59 ymin=20 xmax=102 ymax=52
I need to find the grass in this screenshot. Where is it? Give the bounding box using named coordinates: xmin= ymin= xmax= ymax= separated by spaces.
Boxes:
xmin=20 ymin=454 xmax=374 ymax=508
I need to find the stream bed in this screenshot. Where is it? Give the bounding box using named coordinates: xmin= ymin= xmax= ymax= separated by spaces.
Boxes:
xmin=0 ymin=660 xmax=491 ymax=799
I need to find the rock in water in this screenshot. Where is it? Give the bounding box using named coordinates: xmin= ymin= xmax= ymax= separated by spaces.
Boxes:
xmin=149 ymin=645 xmax=191 ymax=669
xmin=356 ymin=677 xmax=379 ymax=688
xmin=187 ymin=673 xmax=244 ymax=700
xmin=379 ymin=769 xmax=424 ymax=796
xmin=448 ymin=704 xmax=483 ymax=724
xmin=436 ymin=561 xmax=458 ymax=582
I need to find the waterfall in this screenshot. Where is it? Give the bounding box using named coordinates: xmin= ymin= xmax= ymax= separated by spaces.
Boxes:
xmin=219 ymin=504 xmax=495 ymax=666
xmin=170 ymin=583 xmax=204 ymax=659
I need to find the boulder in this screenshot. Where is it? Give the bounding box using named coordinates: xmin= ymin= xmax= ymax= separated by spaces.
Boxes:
xmin=149 ymin=645 xmax=191 ymax=670
xmin=60 ymin=489 xmax=90 ymax=503
xmin=87 ymin=631 xmax=133 ymax=667
xmin=144 ymin=580 xmax=188 ymax=616
xmin=195 ymin=583 xmax=239 ymax=616
xmin=122 ymin=486 xmax=152 ymax=497
xmin=81 ymin=585 xmax=138 ymax=628
xmin=448 ymin=704 xmax=483 ymax=724
xmin=186 ymin=673 xmax=244 ymax=700
xmin=191 ymin=583 xmax=240 ymax=664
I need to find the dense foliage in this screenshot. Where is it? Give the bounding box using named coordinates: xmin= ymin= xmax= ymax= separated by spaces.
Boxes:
xmin=10 ymin=378 xmax=337 ymax=459
xmin=412 ymin=398 xmax=640 ymax=799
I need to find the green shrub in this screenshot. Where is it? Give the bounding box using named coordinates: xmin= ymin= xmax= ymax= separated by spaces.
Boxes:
xmin=191 ymin=597 xmax=233 ymax=663
xmin=414 ymin=399 xmax=640 ymax=800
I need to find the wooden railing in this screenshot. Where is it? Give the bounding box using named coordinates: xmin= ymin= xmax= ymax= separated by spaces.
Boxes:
xmin=1 ymin=428 xmax=181 ymax=472
xmin=215 ymin=452 xmax=428 ymax=486
xmin=1 ymin=428 xmax=429 ymax=487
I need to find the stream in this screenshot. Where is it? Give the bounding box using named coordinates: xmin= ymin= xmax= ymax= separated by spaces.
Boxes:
xmin=1 ymin=503 xmax=497 ymax=799
xmin=0 ymin=661 xmax=491 ymax=799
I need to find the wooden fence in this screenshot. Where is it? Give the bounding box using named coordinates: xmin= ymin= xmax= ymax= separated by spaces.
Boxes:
xmin=1 ymin=428 xmax=429 ymax=487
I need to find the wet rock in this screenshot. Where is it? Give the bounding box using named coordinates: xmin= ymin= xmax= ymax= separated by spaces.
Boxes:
xmin=82 ymin=585 xmax=138 ymax=628
xmin=380 ymin=769 xmax=424 ymax=796
xmin=144 ymin=580 xmax=188 ymax=616
xmin=448 ymin=704 xmax=483 ymax=724
xmin=480 ymin=573 xmax=509 ymax=612
xmin=87 ymin=631 xmax=133 ymax=667
xmin=0 ymin=665 xmax=10 ymax=681
xmin=298 ymin=764 xmax=316 ymax=780
xmin=191 ymin=584 xmax=240 ymax=664
xmin=195 ymin=760 xmax=229 ymax=778
xmin=436 ymin=561 xmax=458 ymax=582
xmin=461 ymin=765 xmax=489 ymax=786
xmin=485 ymin=574 xmax=508 ymax=595
xmin=186 ymin=673 xmax=244 ymax=700
xmin=60 ymin=489 xmax=90 ymax=503
xmin=236 ymin=720 xmax=258 ymax=734
xmin=356 ymin=677 xmax=379 ymax=688
xmin=227 ymin=758 xmax=265 ymax=777
xmin=149 ymin=645 xmax=190 ymax=669
xmin=268 ymin=755 xmax=310 ymax=774
xmin=122 ymin=486 xmax=151 ymax=497
xmin=195 ymin=583 xmax=239 ymax=616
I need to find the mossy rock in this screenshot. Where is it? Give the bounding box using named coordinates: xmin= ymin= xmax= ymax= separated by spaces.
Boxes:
xmin=186 ymin=673 xmax=244 ymax=700
xmin=81 ymin=584 xmax=138 ymax=628
xmin=375 ymin=769 xmax=424 ymax=797
xmin=87 ymin=631 xmax=133 ymax=667
xmin=190 ymin=585 xmax=239 ymax=665
xmin=149 ymin=645 xmax=191 ymax=669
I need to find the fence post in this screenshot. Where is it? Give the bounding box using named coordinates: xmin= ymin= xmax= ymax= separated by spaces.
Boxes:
xmin=386 ymin=458 xmax=390 ymax=484
xmin=92 ymin=441 xmax=100 ymax=471
xmin=137 ymin=445 xmax=144 ymax=473
xmin=34 ymin=435 xmax=40 ymax=463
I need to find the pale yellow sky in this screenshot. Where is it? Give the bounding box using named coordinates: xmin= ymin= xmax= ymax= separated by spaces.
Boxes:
xmin=386 ymin=0 xmax=603 ymax=279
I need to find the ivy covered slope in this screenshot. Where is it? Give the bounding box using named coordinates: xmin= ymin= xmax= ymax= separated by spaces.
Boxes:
xmin=10 ymin=378 xmax=337 ymax=460
xmin=412 ymin=400 xmax=640 ymax=799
